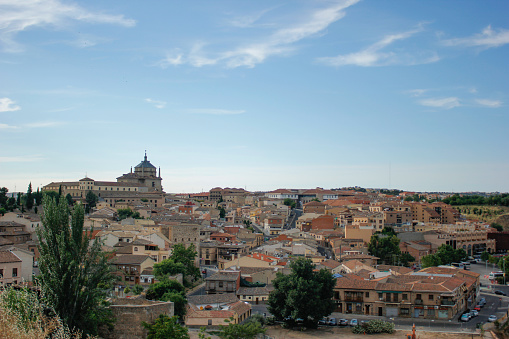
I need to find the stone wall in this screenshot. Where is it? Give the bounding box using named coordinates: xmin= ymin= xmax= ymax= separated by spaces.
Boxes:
xmin=102 ymin=297 xmax=174 ymax=339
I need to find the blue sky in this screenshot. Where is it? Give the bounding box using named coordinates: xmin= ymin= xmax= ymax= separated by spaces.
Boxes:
xmin=1 ymin=0 xmax=508 ymax=194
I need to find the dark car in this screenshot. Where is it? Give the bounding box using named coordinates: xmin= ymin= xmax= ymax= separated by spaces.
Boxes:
xmin=318 ymin=318 xmax=327 ymax=325
xmin=495 ymin=290 xmax=507 ymax=296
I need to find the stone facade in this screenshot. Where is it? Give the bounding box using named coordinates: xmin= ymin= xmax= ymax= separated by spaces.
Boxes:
xmin=102 ymin=297 xmax=174 ymax=339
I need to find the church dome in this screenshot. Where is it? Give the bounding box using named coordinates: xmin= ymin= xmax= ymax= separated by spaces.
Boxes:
xmin=135 ymin=152 xmax=156 ymax=169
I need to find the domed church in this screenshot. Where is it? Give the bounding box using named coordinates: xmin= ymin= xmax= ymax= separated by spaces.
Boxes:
xmin=117 ymin=151 xmax=163 ymax=192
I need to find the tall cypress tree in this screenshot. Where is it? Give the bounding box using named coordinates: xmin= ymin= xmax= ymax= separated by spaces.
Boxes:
xmin=26 ymin=182 xmax=34 ymax=210
xmin=37 ymin=196 xmax=115 ymax=334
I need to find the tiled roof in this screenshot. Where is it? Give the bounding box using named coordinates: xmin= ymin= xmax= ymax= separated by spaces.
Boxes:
xmin=0 ymin=250 xmax=21 ymax=263
xmin=335 ymin=276 xmax=377 ymax=290
xmin=110 ymin=254 xmax=152 ymax=265
xmin=188 ymin=293 xmax=239 ymax=306
xmin=205 ymin=271 xmax=240 ymax=282
xmin=237 ymin=286 xmax=273 ymax=296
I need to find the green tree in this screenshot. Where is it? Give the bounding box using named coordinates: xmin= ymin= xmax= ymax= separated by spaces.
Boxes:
xmin=268 ymin=257 xmax=335 ymax=329
xmin=26 ymin=182 xmax=34 ymax=210
xmin=35 ymin=187 xmax=42 ymax=206
xmin=399 ymin=253 xmax=415 ymax=267
xmin=171 ymin=243 xmax=201 ymax=282
xmin=161 ymin=291 xmax=187 ymax=320
xmin=66 ymin=193 xmax=74 ymax=206
xmin=368 ymin=234 xmax=401 ymax=265
xmin=492 ymin=223 xmax=504 ymax=232
xmin=0 ymin=187 xmax=8 ymax=207
xmin=217 ymin=316 xmax=266 ymax=339
xmin=481 ymin=251 xmax=490 ymax=261
xmin=117 ymin=208 xmax=142 ymax=220
xmin=146 ymin=278 xmax=185 ymax=301
xmin=219 ymin=206 xmax=226 ymax=219
xmin=85 ymin=190 xmax=98 ymax=213
xmin=142 ymin=314 xmax=190 ymax=339
xmin=421 ymin=254 xmax=442 ymax=268
xmin=37 ymin=196 xmax=115 ymax=335
xmin=283 ymin=198 xmax=296 ymax=209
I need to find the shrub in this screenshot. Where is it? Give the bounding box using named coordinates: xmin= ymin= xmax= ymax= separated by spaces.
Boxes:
xmin=352 ymin=319 xmax=395 ymax=334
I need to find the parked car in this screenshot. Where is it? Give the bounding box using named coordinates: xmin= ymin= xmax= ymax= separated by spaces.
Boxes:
xmin=488 ymin=315 xmax=498 ymax=322
xmin=338 ymin=319 xmax=348 ymax=326
xmin=460 ymin=314 xmax=470 ymax=322
xmin=328 ymin=318 xmax=337 ymax=326
xmin=495 ymin=290 xmax=507 ymax=296
xmin=350 ymin=319 xmax=358 ymax=327
xmin=318 ymin=318 xmax=327 ymax=325
xmin=471 ymin=310 xmax=479 ymax=317
xmin=474 ymin=305 xmax=481 ymax=312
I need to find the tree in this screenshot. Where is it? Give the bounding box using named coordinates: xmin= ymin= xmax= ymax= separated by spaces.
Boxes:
xmin=146 ymin=278 xmax=185 ymax=301
xmin=481 ymin=251 xmax=490 ymax=261
xmin=368 ymin=234 xmax=401 ymax=265
xmin=421 ymin=254 xmax=442 ymax=268
xmin=0 ymin=187 xmax=8 ymax=207
xmin=142 ymin=314 xmax=190 ymax=339
xmin=117 ymin=208 xmax=142 ymax=220
xmin=161 ymin=291 xmax=187 ymax=320
xmin=283 ymin=198 xmax=296 ymax=209
xmin=492 ymin=223 xmax=504 ymax=232
xmin=219 ymin=206 xmax=226 ymax=219
xmin=35 ymin=187 xmax=42 ymax=206
xmin=217 ymin=317 xmax=265 ymax=339
xmin=268 ymin=257 xmax=335 ymax=329
xmin=170 ymin=243 xmax=201 ymax=282
xmin=37 ymin=196 xmax=115 ymax=335
xmin=26 ymin=182 xmax=34 ymax=210
xmin=65 ymin=193 xmax=74 ymax=206
xmin=85 ymin=191 xmax=98 ymax=213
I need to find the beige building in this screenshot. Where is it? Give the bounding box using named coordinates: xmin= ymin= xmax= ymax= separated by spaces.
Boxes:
xmin=0 ymin=250 xmax=22 ymax=286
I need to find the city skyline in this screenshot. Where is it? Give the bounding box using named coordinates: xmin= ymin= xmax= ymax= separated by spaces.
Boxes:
xmin=1 ymin=1 xmax=508 ymax=193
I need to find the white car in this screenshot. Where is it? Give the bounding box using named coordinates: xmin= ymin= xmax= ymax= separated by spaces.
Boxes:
xmin=488 ymin=315 xmax=497 ymax=322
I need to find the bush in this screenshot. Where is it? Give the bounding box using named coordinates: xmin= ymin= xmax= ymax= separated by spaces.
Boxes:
xmin=132 ymin=284 xmax=144 ymax=295
xmin=352 ymin=319 xmax=395 ymax=334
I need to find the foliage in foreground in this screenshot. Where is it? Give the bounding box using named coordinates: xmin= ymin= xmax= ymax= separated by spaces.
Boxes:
xmin=0 ymin=286 xmax=88 ymax=339
xmin=37 ymin=196 xmax=115 ymax=335
xmin=198 ymin=316 xmax=265 ymax=339
xmin=351 ymin=319 xmax=395 ymax=334
xmin=142 ymin=314 xmax=189 ymax=339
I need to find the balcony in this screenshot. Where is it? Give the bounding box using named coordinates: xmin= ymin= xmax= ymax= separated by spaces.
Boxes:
xmin=344 ymin=297 xmax=364 ymax=302
xmin=414 ymin=299 xmax=423 ymax=305
xmin=441 ymin=300 xmax=456 ymax=306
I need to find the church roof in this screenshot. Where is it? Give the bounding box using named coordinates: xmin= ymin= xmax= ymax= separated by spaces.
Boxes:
xmin=135 ymin=152 xmax=156 ymax=169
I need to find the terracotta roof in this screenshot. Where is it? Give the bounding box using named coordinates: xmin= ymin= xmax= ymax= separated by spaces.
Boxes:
xmin=188 ymin=293 xmax=239 ymax=306
xmin=0 ymin=250 xmax=21 ymax=263
xmin=335 ymin=276 xmax=377 ymax=290
xmin=320 ymin=259 xmax=341 ymax=269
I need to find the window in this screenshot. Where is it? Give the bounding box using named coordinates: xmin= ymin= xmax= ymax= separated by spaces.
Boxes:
xmin=402 ymin=294 xmax=408 ymax=300
xmin=0 ymin=269 xmax=3 ymax=277
xmin=365 ymin=292 xmax=369 ymax=298
xmin=428 ymin=294 xmax=434 ymax=300
xmin=427 ymin=309 xmax=435 ymax=316
xmin=208 ymin=320 xmax=212 ymax=325
xmin=219 ymin=282 xmax=223 ymax=288
xmin=12 ymin=268 xmax=18 ymax=277
xmin=134 ymin=247 xmax=138 ymax=251
xmin=400 ymin=308 xmax=410 ymax=315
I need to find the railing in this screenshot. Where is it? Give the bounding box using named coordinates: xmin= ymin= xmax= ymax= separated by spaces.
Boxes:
xmin=414 ymin=299 xmax=423 ymax=305
xmin=344 ymin=297 xmax=364 ymax=302
xmin=441 ymin=300 xmax=455 ymax=306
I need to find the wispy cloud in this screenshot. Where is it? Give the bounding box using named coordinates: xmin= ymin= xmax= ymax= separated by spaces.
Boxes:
xmin=187 ymin=109 xmax=245 ymax=115
xmin=442 ymin=25 xmax=509 ymax=49
xmin=0 ymin=97 xmax=21 ymax=112
xmin=158 ymin=0 xmax=360 ymax=68
xmin=475 ymin=99 xmax=502 ymax=108
xmin=227 ymin=7 xmax=275 ymax=28
xmin=0 ymin=123 xmax=17 ymax=129
xmin=0 ymin=155 xmax=44 ymax=163
xmin=25 ymin=121 xmax=65 ymax=128
xmin=318 ymin=24 xmax=439 ymax=67
xmin=0 ymin=0 xmax=136 ymax=52
xmin=145 ymin=98 xmax=166 ymax=109
xmin=418 ymin=97 xmax=461 ymax=109
xmin=405 ymin=89 xmax=428 ymax=97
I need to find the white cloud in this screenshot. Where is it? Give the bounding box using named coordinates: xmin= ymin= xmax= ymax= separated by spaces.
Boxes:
xmin=405 ymin=89 xmax=428 ymax=97
xmin=442 ymin=25 xmax=509 ymax=49
xmin=25 ymin=121 xmax=64 ymax=128
xmin=476 ymin=99 xmax=502 ymax=108
xmin=0 ymin=97 xmax=20 ymax=112
xmin=145 ymin=98 xmax=166 ymax=109
xmin=418 ymin=97 xmax=461 ymax=109
xmin=187 ymin=109 xmax=245 ymax=115
xmin=0 ymin=155 xmax=43 ymax=163
xmin=228 ymin=7 xmax=275 ymax=28
xmin=0 ymin=0 xmax=135 ymax=52
xmin=159 ymin=0 xmax=360 ymax=68
xmin=0 ymin=123 xmax=17 ymax=129
xmin=318 ymin=25 xmax=439 ymax=67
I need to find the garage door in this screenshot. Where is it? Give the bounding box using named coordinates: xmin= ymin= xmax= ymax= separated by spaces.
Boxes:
xmin=386 ymin=307 xmax=398 ymax=317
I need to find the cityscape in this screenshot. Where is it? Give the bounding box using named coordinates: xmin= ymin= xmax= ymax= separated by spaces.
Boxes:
xmin=1 ymin=1 xmax=508 ymax=338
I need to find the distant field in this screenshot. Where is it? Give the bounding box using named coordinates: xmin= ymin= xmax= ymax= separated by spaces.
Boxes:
xmin=453 ymin=205 xmax=509 ymax=225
